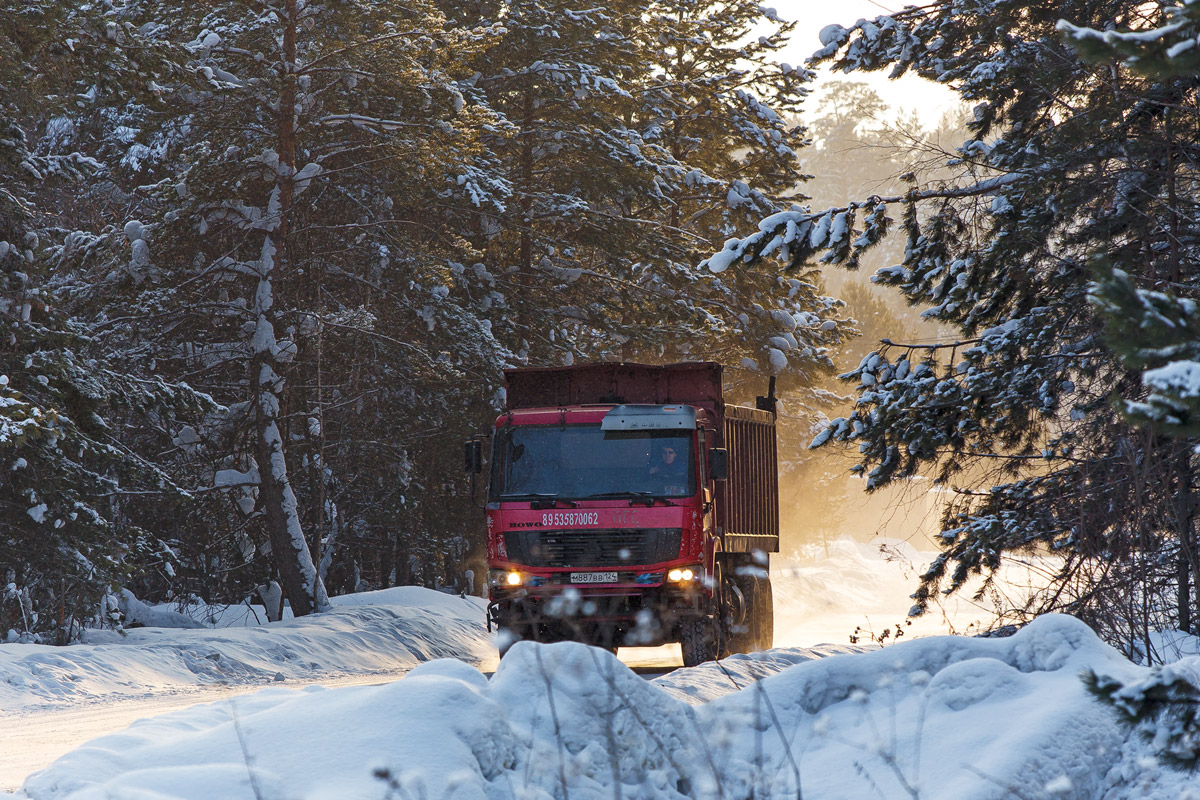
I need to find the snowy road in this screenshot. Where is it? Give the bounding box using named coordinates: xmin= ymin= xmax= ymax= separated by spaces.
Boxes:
xmin=0 ymin=648 xmax=753 ymax=790
xmin=0 ymin=666 xmax=501 ymax=792
xmin=0 ymin=588 xmax=499 ymax=793
xmin=0 ymin=624 xmax=707 ymax=790
xmin=2 ymin=672 xmax=458 ymax=789
xmin=0 ymin=645 xmax=731 ymax=790
xmin=0 ymin=641 xmax=680 ymax=789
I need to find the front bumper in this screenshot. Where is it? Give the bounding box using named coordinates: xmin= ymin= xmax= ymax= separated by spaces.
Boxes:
xmin=486 ymin=579 xmax=707 ymax=645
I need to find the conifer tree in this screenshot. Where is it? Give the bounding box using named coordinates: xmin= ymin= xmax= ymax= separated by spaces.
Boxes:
xmin=1091 ymin=262 xmax=1200 ymax=436
xmin=1086 ymin=664 xmax=1200 ymax=769
xmin=4 ymin=0 xmax=873 ymax=625
xmin=60 ymin=0 xmax=513 ymax=612
xmin=443 ymin=0 xmax=678 ymax=364
xmin=1064 ymin=8 xmax=1200 ymax=440
xmin=711 ymin=0 xmax=1200 ymax=643
xmin=639 ymin=0 xmax=848 ymax=402
xmin=442 ymin=0 xmax=851 ymax=406
xmin=0 ymin=0 xmax=206 ymax=640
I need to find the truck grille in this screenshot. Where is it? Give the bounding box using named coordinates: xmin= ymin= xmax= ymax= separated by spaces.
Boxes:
xmin=505 ymin=528 xmax=682 ymax=568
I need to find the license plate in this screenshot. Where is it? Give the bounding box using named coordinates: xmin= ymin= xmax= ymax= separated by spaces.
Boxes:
xmin=571 ymin=571 xmax=618 ymax=584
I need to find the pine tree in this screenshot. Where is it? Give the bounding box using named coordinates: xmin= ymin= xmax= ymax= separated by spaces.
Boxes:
xmin=640 ymin=0 xmax=848 ymax=402
xmin=0 ymin=1 xmax=206 ymax=641
xmin=3 ymin=0 xmax=874 ymax=625
xmin=645 ymin=0 xmax=808 ymax=234
xmin=55 ymin=0 xmax=515 ymax=612
xmin=443 ymin=0 xmax=679 ymax=364
xmin=441 ymin=0 xmax=852 ymax=409
xmin=1064 ymin=8 xmax=1200 ymax=440
xmin=1086 ymin=665 xmax=1200 ymax=769
xmin=1091 ymin=261 xmax=1200 ymax=436
xmin=713 ymin=0 xmax=1200 ymax=644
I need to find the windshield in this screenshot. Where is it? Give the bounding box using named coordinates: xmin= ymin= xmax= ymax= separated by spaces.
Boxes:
xmin=491 ymin=425 xmax=696 ymax=501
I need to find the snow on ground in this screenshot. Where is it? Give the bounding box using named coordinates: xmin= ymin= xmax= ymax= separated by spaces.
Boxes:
xmin=4 ymin=543 xmax=1200 ymax=799
xmin=651 ymin=644 xmax=864 ymax=704
xmin=0 ymin=587 xmax=493 ymax=714
xmin=8 ymin=615 xmax=1200 ymax=800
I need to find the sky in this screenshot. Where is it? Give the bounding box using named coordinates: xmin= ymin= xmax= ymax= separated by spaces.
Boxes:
xmin=771 ymin=0 xmax=962 ymax=127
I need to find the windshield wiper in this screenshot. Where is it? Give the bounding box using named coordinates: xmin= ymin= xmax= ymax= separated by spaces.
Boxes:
xmin=583 ymin=491 xmax=662 ymax=506
xmin=499 ymin=493 xmax=578 ymax=508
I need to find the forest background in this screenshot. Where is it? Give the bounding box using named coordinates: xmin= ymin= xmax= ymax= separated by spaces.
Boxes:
xmin=4 ymin=0 xmax=1200 ymax=660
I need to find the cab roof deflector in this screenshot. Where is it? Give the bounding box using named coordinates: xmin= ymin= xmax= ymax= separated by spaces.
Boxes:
xmin=600 ymin=405 xmax=697 ymax=431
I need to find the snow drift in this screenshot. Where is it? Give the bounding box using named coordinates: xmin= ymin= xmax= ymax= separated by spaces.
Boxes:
xmin=0 ymin=588 xmax=492 ymax=713
xmin=16 ymin=614 xmax=1195 ymax=800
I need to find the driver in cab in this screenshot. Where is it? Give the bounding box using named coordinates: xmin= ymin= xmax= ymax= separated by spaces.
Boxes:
xmin=649 ymin=443 xmax=688 ymax=494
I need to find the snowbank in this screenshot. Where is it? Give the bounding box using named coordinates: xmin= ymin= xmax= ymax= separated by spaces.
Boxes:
xmin=651 ymin=643 xmax=864 ymax=704
xmin=0 ymin=587 xmax=492 ymax=713
xmin=15 ymin=614 xmax=1197 ymax=800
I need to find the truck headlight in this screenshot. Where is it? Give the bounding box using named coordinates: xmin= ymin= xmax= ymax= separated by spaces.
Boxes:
xmin=489 ymin=569 xmax=523 ymax=588
xmin=667 ymin=567 xmax=698 ymax=582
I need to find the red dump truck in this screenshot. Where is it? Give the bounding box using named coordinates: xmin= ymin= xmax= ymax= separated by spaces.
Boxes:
xmin=466 ymin=361 xmax=778 ymax=666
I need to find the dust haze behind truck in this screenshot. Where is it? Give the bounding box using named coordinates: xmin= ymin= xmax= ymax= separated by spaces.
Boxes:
xmin=476 ymin=361 xmax=779 ymax=666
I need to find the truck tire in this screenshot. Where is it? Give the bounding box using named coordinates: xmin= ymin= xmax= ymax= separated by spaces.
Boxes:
xmin=725 ymin=554 xmax=775 ymax=654
xmin=724 ymin=577 xmax=754 ymax=654
xmin=726 ymin=570 xmax=774 ymax=654
xmin=680 ymin=616 xmax=721 ymax=667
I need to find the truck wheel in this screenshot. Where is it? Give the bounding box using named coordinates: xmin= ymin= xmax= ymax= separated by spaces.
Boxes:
xmin=680 ymin=616 xmax=721 ymax=667
xmin=724 ymin=577 xmax=754 ymax=654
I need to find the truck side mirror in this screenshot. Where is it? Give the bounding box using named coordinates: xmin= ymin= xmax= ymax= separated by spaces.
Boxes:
xmin=709 ymin=448 xmax=728 ymax=481
xmin=464 ymin=440 xmax=483 ymax=473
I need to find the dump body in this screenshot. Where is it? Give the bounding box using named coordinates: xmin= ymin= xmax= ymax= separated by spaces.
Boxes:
xmin=720 ymin=404 xmax=780 ymax=553
xmin=483 ymin=361 xmax=778 ymax=661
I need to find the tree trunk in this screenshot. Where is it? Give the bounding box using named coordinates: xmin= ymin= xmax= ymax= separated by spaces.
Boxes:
xmin=1179 ymin=555 xmax=1191 ymax=634
xmin=248 ymin=1 xmax=329 ymax=616
xmin=395 ymin=541 xmax=409 ymax=586
xmin=518 ymin=90 xmax=534 ymax=275
xmin=513 ymin=88 xmax=535 ymax=349
xmin=253 ymin=237 xmax=329 ymax=616
xmin=379 ymin=537 xmax=393 ymax=588
xmin=1176 ymin=442 xmax=1199 ymax=633
xmin=277 ymin=0 xmax=298 ymax=245
xmin=317 ymin=499 xmax=340 ymax=588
